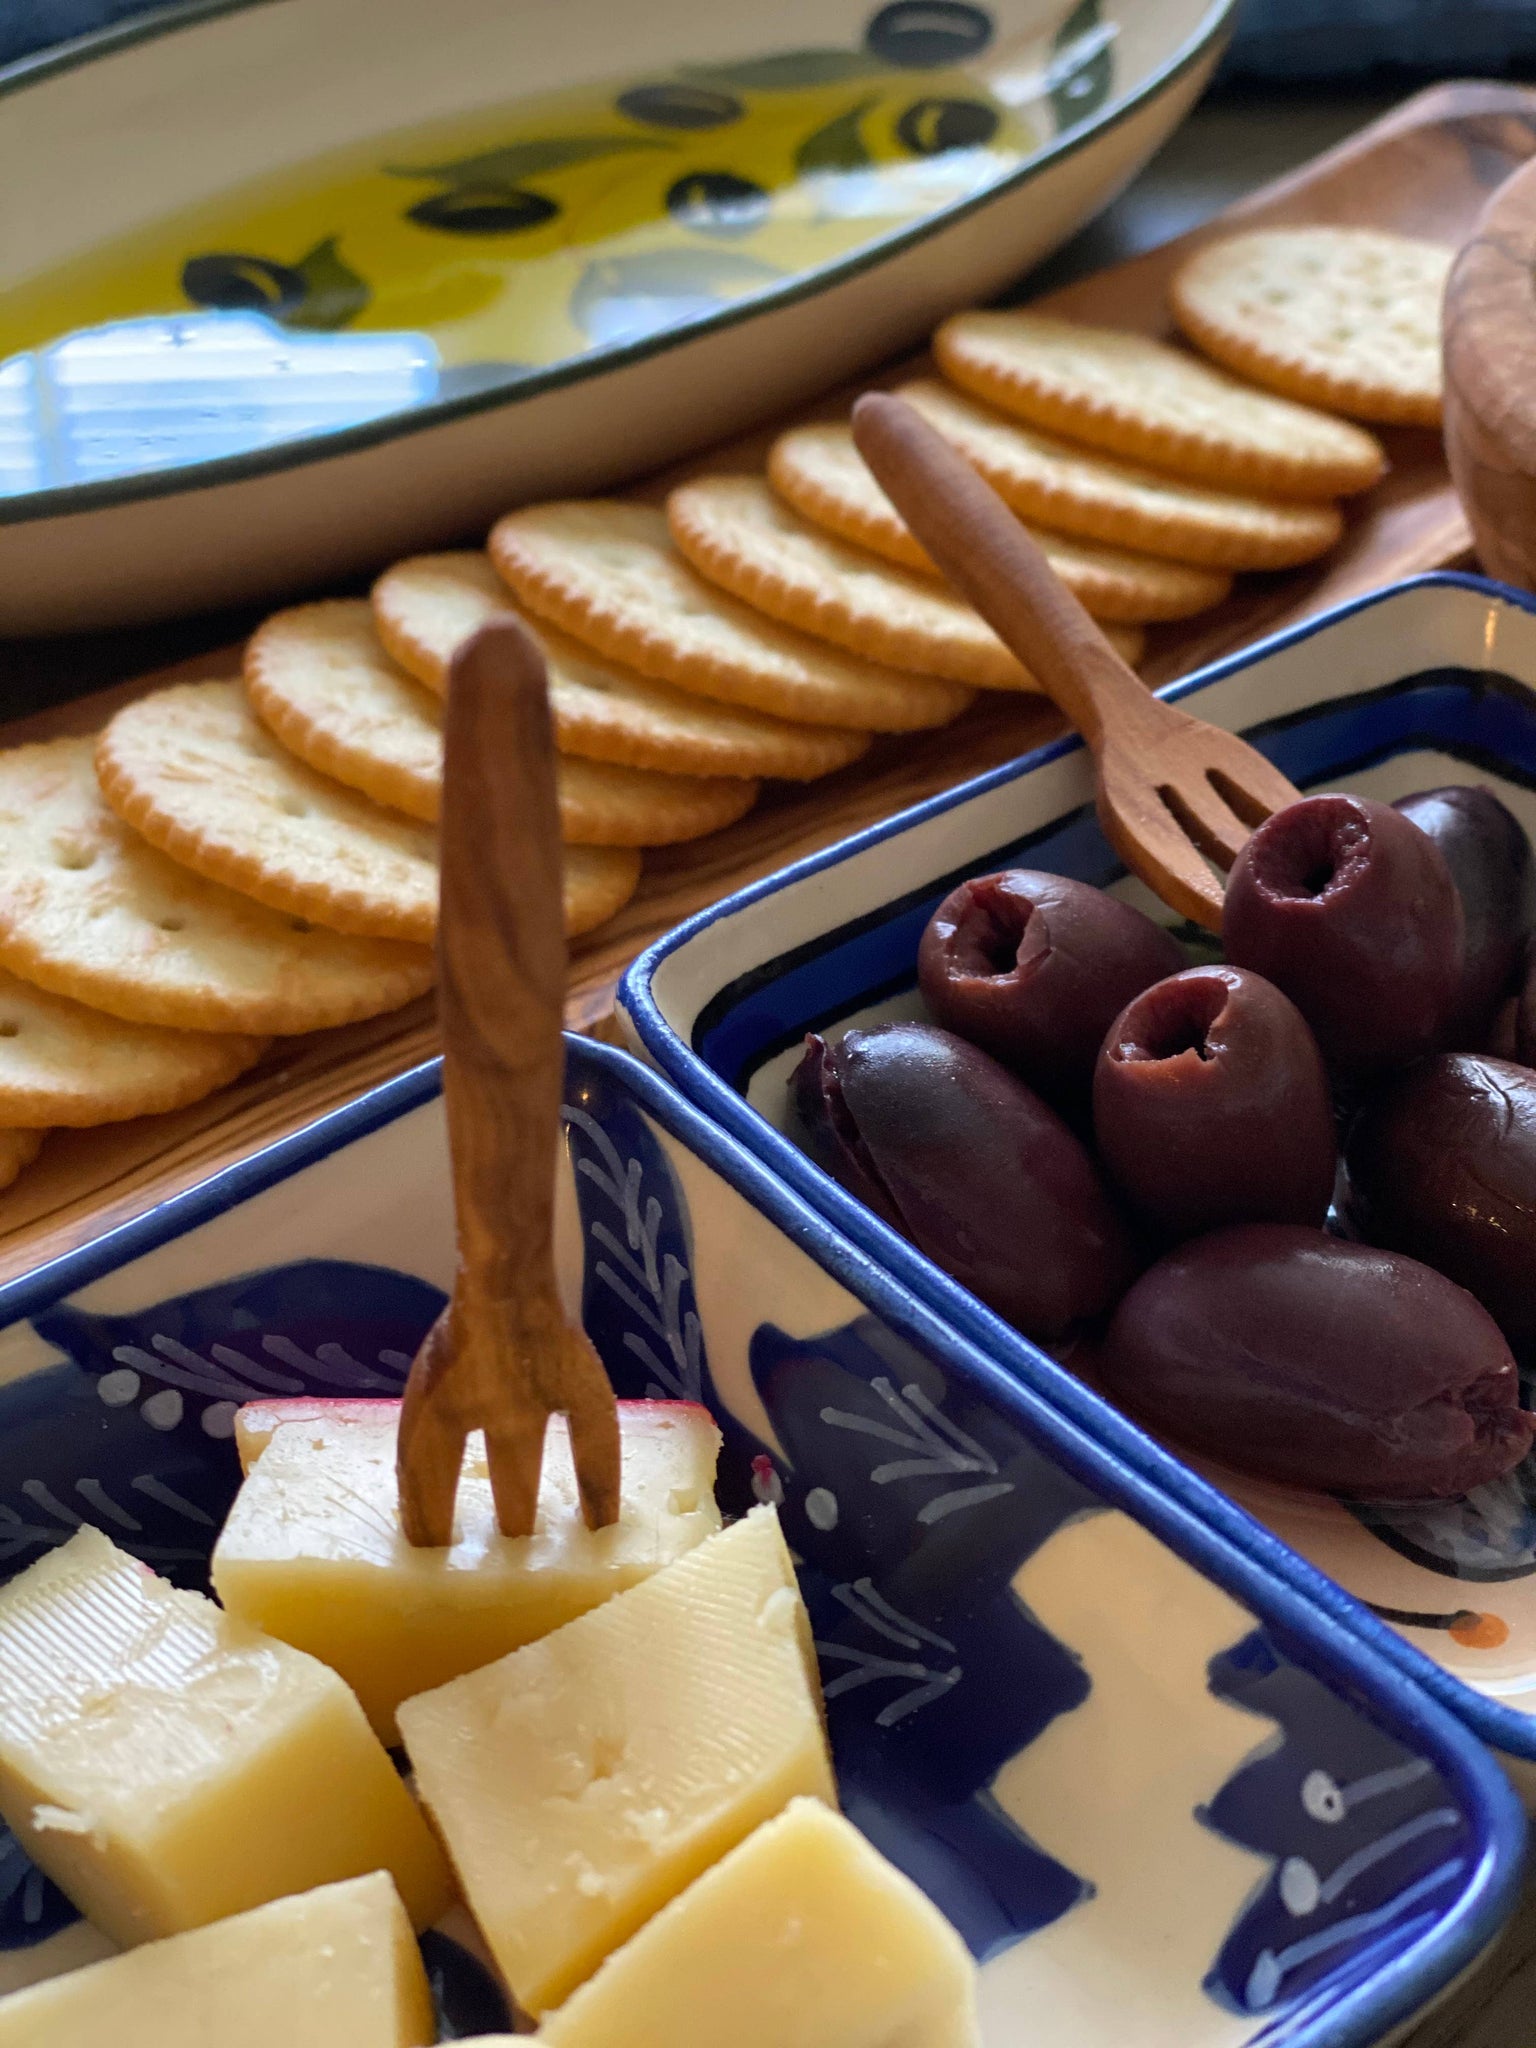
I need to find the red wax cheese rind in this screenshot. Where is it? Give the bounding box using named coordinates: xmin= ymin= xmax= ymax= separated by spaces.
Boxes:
xmin=213 ymin=1399 xmax=723 ymax=1740
xmin=1099 ymin=1224 xmax=1532 ymax=1499
xmin=234 ymin=1395 xmax=716 ymax=1473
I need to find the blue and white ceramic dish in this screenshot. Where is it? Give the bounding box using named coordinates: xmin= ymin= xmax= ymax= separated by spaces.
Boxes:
xmin=620 ymin=571 xmax=1536 ymax=1797
xmin=0 ymin=1035 xmax=1522 ymax=2043
xmin=0 ymin=0 xmax=1233 ymax=633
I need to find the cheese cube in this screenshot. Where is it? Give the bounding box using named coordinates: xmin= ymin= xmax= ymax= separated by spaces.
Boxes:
xmin=0 ymin=1527 xmax=450 ymax=1945
xmin=398 ymin=1507 xmax=835 ymax=2014
xmin=0 ymin=1872 xmax=433 ymax=2048
xmin=537 ymin=1800 xmax=980 ymax=2047
xmin=214 ymin=1397 xmax=722 ymax=1739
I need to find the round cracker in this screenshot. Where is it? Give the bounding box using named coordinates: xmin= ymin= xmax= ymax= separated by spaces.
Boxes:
xmin=671 ymin=473 xmax=1151 ymax=692
xmin=889 ymin=379 xmax=1342 ymax=571
xmin=0 ymin=1127 xmax=44 ymax=1193
xmin=564 ymin=843 xmax=642 ymax=937
xmin=98 ymin=681 xmax=439 ymax=945
xmin=556 ymin=756 xmax=758 ymax=845
xmin=0 ymin=964 xmax=268 ymax=1126
xmin=246 ymin=601 xmax=444 ymax=822
xmin=372 ymin=554 xmax=870 ymax=783
xmin=489 ymin=501 xmax=974 ymax=732
xmin=766 ymin=423 xmax=1232 ymax=622
xmin=247 ymin=600 xmax=761 ymax=842
xmin=1170 ymin=227 xmax=1452 ymax=428
xmin=933 ymin=310 xmax=1386 ymax=496
xmin=0 ymin=736 xmax=435 ymax=1034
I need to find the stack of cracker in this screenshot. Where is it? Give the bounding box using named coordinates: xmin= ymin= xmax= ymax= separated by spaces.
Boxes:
xmin=0 ymin=226 xmax=1450 ymax=1203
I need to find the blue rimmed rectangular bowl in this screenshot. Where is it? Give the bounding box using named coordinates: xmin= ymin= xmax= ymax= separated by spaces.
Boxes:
xmin=0 ymin=1034 xmax=1522 ymax=2044
xmin=619 ymin=570 xmax=1536 ymax=1792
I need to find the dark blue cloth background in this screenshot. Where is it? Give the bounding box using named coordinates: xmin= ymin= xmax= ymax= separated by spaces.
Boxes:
xmin=3 ymin=0 xmax=1535 ymax=79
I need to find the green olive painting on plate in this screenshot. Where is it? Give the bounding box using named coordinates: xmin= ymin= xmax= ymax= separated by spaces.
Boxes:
xmin=0 ymin=1 xmax=1112 ymax=371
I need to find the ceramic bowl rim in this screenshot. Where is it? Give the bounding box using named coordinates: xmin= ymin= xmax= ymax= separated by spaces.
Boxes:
xmin=0 ymin=1030 xmax=1524 ymax=2044
xmin=618 ymin=566 xmax=1536 ymax=1767
xmin=0 ymin=0 xmax=1236 ymax=526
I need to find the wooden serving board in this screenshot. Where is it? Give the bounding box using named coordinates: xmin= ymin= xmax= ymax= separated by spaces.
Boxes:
xmin=1 ymin=78 xmax=1534 ymax=1287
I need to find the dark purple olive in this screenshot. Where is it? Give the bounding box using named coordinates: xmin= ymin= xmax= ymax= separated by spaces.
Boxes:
xmin=1093 ymin=966 xmax=1336 ymax=1237
xmin=1223 ymin=794 xmax=1464 ymax=1074
xmin=1344 ymin=1053 xmax=1536 ymax=1352
xmin=917 ymin=869 xmax=1184 ymax=1098
xmin=1517 ymin=950 xmax=1536 ymax=1067
xmin=790 ymin=1021 xmax=1138 ymax=1340
xmin=1099 ymin=1225 xmax=1531 ymax=1498
xmin=1394 ymin=785 xmax=1536 ymax=1043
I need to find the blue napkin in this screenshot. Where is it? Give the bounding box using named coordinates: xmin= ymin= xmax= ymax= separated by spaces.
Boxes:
xmin=1221 ymin=0 xmax=1536 ymax=79
xmin=5 ymin=0 xmax=1534 ymax=81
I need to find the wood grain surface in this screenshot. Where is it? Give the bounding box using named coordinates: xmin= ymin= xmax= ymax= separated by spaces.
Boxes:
xmin=2 ymin=78 xmax=1534 ymax=1288
xmin=1444 ymin=148 xmax=1536 ymax=593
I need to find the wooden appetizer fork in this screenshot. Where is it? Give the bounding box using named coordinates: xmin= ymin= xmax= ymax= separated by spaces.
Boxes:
xmin=851 ymin=392 xmax=1302 ymax=931
xmin=397 ymin=617 xmax=620 ymax=1549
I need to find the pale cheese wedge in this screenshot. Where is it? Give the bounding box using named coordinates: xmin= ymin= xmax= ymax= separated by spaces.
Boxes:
xmin=398 ymin=1506 xmax=835 ymax=2014
xmin=0 ymin=1527 xmax=450 ymax=1945
xmin=533 ymin=1799 xmax=980 ymax=2047
xmin=214 ymin=1397 xmax=722 ymax=1740
xmin=0 ymin=1872 xmax=433 ymax=2048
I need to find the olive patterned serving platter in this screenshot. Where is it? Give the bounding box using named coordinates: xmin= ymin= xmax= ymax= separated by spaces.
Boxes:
xmin=0 ymin=0 xmax=1233 ymax=631
xmin=0 ymin=1033 xmax=1523 ymax=2047
xmin=620 ymin=571 xmax=1536 ymax=1796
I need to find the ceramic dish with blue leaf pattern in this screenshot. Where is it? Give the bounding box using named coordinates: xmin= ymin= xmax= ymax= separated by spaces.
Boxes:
xmin=0 ymin=0 xmax=1235 ymax=632
xmin=621 ymin=571 xmax=1536 ymax=1801
xmin=0 ymin=1034 xmax=1523 ymax=2043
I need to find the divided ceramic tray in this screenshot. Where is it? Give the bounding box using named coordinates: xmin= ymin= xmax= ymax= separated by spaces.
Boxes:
xmin=1 ymin=82 xmax=1532 ymax=1298
xmin=620 ymin=572 xmax=1536 ymax=1793
xmin=0 ymin=1035 xmax=1523 ymax=2048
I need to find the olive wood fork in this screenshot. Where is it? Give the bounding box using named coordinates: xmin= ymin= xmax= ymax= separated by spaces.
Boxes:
xmin=852 ymin=391 xmax=1303 ymax=931
xmin=397 ymin=617 xmax=620 ymax=1548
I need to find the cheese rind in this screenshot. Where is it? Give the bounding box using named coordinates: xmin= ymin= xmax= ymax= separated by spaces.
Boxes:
xmin=536 ymin=1799 xmax=980 ymax=2047
xmin=214 ymin=1398 xmax=722 ymax=1739
xmin=0 ymin=1527 xmax=450 ymax=1944
xmin=0 ymin=1872 xmax=434 ymax=2048
xmin=398 ymin=1506 xmax=835 ymax=2014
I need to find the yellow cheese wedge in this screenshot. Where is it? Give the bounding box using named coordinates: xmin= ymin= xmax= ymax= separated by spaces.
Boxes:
xmin=0 ymin=1527 xmax=451 ymax=1945
xmin=214 ymin=1397 xmax=722 ymax=1740
xmin=0 ymin=1872 xmax=434 ymax=2048
xmin=398 ymin=1506 xmax=835 ymax=2015
xmin=535 ymin=1799 xmax=980 ymax=2047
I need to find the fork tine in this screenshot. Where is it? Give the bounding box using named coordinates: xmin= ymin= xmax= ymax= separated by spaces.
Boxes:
xmin=1203 ymin=732 xmax=1301 ymax=824
xmin=1160 ymin=773 xmax=1252 ymax=872
xmin=1097 ymin=777 xmax=1227 ymax=932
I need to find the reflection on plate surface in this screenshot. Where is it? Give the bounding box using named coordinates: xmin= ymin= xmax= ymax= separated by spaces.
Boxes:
xmin=0 ymin=0 xmax=1117 ymax=492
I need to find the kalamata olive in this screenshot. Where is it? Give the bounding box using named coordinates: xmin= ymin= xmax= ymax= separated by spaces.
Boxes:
xmin=1223 ymin=794 xmax=1464 ymax=1074
xmin=790 ymin=1021 xmax=1138 ymax=1340
xmin=1099 ymin=1225 xmax=1531 ymax=1498
xmin=1344 ymin=1053 xmax=1536 ymax=1352
xmin=1516 ymin=950 xmax=1536 ymax=1067
xmin=917 ymin=870 xmax=1185 ymax=1099
xmin=1394 ymin=785 xmax=1536 ymax=1042
xmin=1093 ymin=966 xmax=1336 ymax=1237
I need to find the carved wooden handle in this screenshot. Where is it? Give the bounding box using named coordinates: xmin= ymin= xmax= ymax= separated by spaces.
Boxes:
xmin=435 ymin=617 xmax=567 ymax=1307
xmin=851 ymin=391 xmax=1163 ymax=753
xmin=398 ymin=617 xmax=619 ymax=1547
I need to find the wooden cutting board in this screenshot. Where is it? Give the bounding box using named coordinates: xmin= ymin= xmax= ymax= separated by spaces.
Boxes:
xmin=2 ymin=77 xmax=1533 ymax=1287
